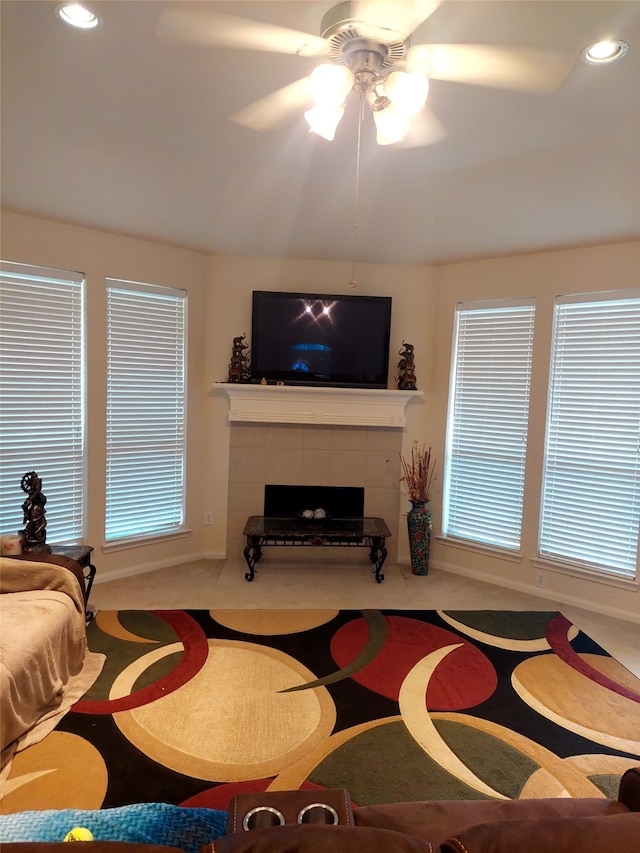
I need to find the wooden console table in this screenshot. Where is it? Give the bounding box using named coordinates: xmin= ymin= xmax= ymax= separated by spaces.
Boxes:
xmin=242 ymin=516 xmax=391 ymax=583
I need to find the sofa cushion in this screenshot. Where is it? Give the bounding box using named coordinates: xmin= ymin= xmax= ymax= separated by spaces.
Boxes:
xmin=441 ymin=811 xmax=640 ymax=853
xmin=353 ymin=797 xmax=628 ymax=845
xmin=207 ymin=824 xmax=434 ymax=852
xmin=619 ymin=767 xmax=640 ymax=812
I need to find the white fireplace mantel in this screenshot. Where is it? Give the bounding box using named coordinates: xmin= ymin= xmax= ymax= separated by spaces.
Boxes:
xmin=213 ymin=383 xmax=423 ymax=428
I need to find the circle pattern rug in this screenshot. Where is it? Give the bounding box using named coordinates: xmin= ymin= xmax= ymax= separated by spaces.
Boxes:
xmin=1 ymin=609 xmax=638 ymax=813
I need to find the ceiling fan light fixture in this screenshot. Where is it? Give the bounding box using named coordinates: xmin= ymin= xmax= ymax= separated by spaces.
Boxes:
xmin=304 ymin=105 xmax=345 ymax=141
xmin=372 ymin=100 xmax=410 ymax=145
xmin=384 ymin=71 xmax=429 ymax=116
xmin=54 ymin=3 xmax=100 ymax=29
xmin=581 ymin=39 xmax=629 ymax=65
xmin=309 ymin=64 xmax=354 ymax=107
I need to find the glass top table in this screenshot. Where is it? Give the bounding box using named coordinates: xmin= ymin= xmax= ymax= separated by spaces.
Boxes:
xmin=242 ymin=515 xmax=391 ymax=583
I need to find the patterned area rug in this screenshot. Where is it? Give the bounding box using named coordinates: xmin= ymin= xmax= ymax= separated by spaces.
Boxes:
xmin=1 ymin=609 xmax=639 ymax=814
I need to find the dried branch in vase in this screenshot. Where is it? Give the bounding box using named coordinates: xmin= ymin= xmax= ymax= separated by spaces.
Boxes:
xmin=400 ymin=442 xmax=435 ymax=504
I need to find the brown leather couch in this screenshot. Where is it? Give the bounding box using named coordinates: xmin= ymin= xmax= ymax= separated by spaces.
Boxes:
xmin=4 ymin=767 xmax=639 ymax=853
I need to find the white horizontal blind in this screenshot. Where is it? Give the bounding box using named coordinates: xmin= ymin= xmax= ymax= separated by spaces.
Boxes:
xmin=540 ymin=290 xmax=640 ymax=579
xmin=0 ymin=261 xmax=85 ymax=542
xmin=444 ymin=300 xmax=536 ymax=550
xmin=105 ymin=280 xmax=186 ymax=542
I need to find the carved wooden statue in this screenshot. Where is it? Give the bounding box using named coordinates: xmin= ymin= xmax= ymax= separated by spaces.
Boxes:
xmin=396 ymin=341 xmax=417 ymax=390
xmin=20 ymin=470 xmax=51 ymax=552
xmin=228 ymin=334 xmax=252 ymax=383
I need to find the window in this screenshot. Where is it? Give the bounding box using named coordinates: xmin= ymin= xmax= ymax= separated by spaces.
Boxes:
xmin=0 ymin=261 xmax=85 ymax=543
xmin=444 ymin=299 xmax=536 ymax=550
xmin=105 ymin=280 xmax=187 ymax=543
xmin=540 ymin=290 xmax=640 ymax=580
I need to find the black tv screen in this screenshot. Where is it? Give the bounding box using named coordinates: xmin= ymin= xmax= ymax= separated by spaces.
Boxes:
xmin=250 ymin=291 xmax=392 ymax=388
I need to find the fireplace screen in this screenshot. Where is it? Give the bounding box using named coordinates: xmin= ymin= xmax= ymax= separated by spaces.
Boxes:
xmin=263 ymin=485 xmax=365 ymax=519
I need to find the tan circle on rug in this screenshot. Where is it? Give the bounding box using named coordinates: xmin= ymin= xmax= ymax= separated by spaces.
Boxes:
xmin=520 ymin=754 xmax=640 ymax=799
xmin=112 ymin=639 xmax=336 ymax=782
xmin=0 ymin=732 xmax=107 ymax=813
xmin=579 ymin=653 xmax=640 ymax=693
xmin=512 ymin=654 xmax=640 ymax=755
xmin=210 ymin=609 xmax=339 ymax=636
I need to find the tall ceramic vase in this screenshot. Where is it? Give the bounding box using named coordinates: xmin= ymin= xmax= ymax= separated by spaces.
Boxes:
xmin=407 ymin=501 xmax=432 ymax=575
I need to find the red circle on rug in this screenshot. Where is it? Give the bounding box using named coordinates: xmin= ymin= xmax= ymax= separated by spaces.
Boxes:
xmin=330 ymin=615 xmax=496 ymax=710
xmin=73 ymin=610 xmax=209 ymax=714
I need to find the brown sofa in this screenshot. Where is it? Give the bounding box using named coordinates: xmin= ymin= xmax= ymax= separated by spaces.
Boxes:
xmin=1 ymin=552 xmax=91 ymax=762
xmin=3 ymin=768 xmax=640 ymax=853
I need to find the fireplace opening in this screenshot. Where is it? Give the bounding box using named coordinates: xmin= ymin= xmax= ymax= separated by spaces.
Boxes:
xmin=264 ymin=485 xmax=365 ymax=519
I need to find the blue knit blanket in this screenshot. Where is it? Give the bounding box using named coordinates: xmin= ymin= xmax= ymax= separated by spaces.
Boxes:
xmin=0 ymin=803 xmax=228 ymax=853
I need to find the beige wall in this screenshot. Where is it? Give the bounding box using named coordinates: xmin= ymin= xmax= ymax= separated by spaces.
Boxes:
xmin=1 ymin=211 xmax=208 ymax=577
xmin=202 ymin=252 xmax=436 ymax=561
xmin=429 ymin=241 xmax=640 ymax=622
xmin=2 ymin=210 xmax=637 ymax=620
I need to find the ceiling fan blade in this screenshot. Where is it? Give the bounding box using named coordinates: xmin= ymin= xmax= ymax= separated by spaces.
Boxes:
xmin=409 ymin=44 xmax=574 ymax=92
xmin=157 ymin=9 xmax=328 ymax=57
xmin=350 ymin=1 xmax=443 ymax=40
xmin=230 ymin=77 xmax=313 ymax=132
xmin=398 ymin=107 xmax=448 ymax=148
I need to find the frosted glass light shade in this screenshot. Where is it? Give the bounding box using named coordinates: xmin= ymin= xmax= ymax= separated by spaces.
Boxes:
xmin=309 ymin=64 xmax=354 ymax=107
xmin=384 ymin=71 xmax=429 ymax=116
xmin=304 ymin=105 xmax=345 ymax=141
xmin=373 ymin=103 xmax=410 ymax=145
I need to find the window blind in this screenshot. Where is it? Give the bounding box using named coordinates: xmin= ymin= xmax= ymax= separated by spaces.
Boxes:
xmin=444 ymin=299 xmax=536 ymax=550
xmin=539 ymin=290 xmax=640 ymax=579
xmin=105 ymin=280 xmax=187 ymax=542
xmin=0 ymin=261 xmax=85 ymax=543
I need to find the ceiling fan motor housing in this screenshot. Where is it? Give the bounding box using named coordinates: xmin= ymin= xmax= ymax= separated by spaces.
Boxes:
xmin=345 ymin=42 xmax=387 ymax=94
xmin=320 ymin=1 xmax=408 ymax=73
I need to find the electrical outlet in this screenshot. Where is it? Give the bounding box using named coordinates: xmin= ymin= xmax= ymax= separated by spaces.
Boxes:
xmin=536 ymin=571 xmax=546 ymax=588
xmin=204 ymin=511 xmax=214 ymax=526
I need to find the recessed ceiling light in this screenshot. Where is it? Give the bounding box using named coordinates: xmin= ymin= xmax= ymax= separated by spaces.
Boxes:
xmin=581 ymin=39 xmax=629 ymax=65
xmin=54 ymin=3 xmax=100 ymax=29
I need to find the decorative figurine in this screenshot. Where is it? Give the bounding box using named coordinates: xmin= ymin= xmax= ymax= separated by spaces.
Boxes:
xmin=228 ymin=334 xmax=251 ymax=383
xmin=396 ymin=341 xmax=417 ymax=390
xmin=20 ymin=470 xmax=51 ymax=553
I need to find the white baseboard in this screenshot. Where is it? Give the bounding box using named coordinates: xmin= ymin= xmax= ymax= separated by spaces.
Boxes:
xmin=93 ymin=550 xmax=226 ymax=584
xmin=414 ymin=557 xmax=640 ymax=625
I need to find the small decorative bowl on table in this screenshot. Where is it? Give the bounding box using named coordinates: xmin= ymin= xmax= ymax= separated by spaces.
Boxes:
xmin=296 ymin=509 xmax=332 ymax=525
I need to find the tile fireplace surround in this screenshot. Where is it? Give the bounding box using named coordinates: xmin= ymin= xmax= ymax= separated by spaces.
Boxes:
xmin=227 ymin=421 xmax=403 ymax=567
xmin=219 ymin=384 xmax=423 ymax=568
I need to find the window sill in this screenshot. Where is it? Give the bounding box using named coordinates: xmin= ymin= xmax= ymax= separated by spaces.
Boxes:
xmin=435 ymin=535 xmax=523 ymax=564
xmin=530 ymin=557 xmax=638 ymax=591
xmin=102 ymin=528 xmax=192 ymax=554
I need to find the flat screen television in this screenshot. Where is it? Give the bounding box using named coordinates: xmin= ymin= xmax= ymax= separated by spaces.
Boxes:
xmin=250 ymin=290 xmax=392 ymax=388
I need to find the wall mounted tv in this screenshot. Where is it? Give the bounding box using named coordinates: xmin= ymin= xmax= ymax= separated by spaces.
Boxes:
xmin=250 ymin=290 xmax=392 ymax=389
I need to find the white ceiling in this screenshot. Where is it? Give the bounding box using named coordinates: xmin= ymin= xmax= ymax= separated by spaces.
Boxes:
xmin=1 ymin=0 xmax=639 ymax=265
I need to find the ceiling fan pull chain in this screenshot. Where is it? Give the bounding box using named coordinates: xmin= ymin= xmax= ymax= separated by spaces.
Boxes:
xmin=348 ymin=96 xmax=365 ymax=288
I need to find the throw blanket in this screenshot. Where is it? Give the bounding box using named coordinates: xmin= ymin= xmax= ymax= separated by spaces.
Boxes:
xmin=0 ymin=558 xmax=85 ymax=612
xmin=0 ymin=558 xmax=103 ymax=770
xmin=0 ymin=803 xmax=229 ymax=853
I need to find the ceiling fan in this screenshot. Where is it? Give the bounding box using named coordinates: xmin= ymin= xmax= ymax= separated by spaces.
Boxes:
xmin=158 ymin=1 xmax=573 ymax=146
